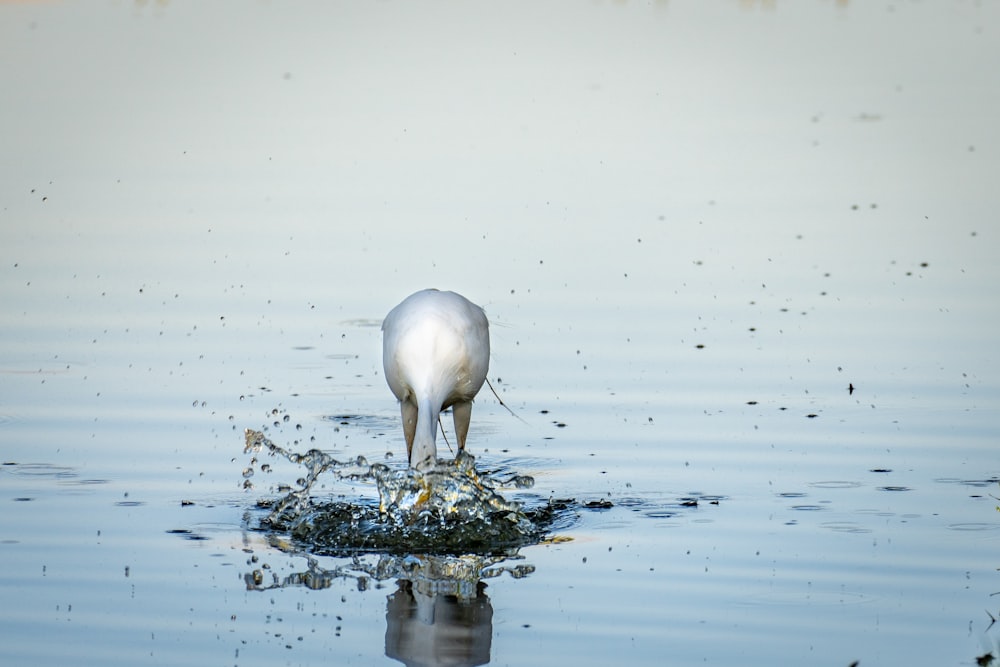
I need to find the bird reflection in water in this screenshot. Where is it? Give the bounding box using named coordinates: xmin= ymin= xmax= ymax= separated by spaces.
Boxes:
xmin=385 ymin=555 xmax=494 ymax=667
xmin=242 ymin=549 xmax=533 ymax=667
xmin=385 ymin=582 xmax=491 ymax=667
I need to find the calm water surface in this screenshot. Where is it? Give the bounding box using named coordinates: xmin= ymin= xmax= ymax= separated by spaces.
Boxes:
xmin=2 ymin=2 xmax=1000 ymax=666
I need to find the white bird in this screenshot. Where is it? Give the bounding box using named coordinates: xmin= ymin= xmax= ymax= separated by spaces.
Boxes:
xmin=382 ymin=289 xmax=490 ymax=471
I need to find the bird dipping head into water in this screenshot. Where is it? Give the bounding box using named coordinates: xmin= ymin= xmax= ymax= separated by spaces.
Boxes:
xmin=382 ymin=289 xmax=490 ymax=471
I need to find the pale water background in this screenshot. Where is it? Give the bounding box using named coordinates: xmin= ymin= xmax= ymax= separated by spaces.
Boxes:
xmin=2 ymin=1 xmax=1000 ymax=665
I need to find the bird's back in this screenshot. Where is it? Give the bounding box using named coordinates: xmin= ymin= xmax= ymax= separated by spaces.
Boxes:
xmin=382 ymin=289 xmax=489 ymax=407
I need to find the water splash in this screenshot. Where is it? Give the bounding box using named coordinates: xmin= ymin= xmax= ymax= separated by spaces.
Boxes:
xmin=243 ymin=427 xmax=548 ymax=555
xmin=244 ymin=549 xmax=535 ymax=598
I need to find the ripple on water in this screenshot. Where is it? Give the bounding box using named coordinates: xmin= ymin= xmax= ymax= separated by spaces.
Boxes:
xmin=323 ymin=413 xmax=398 ymax=431
xmin=945 ymin=523 xmax=999 ymax=532
xmin=166 ymin=528 xmax=210 ymax=541
xmin=808 ymin=481 xmax=863 ymax=490
xmin=5 ymin=462 xmax=78 ymax=480
xmin=740 ymin=589 xmax=875 ymax=607
xmin=821 ymin=521 xmax=872 ymax=534
xmin=959 ymin=478 xmax=1000 ymax=488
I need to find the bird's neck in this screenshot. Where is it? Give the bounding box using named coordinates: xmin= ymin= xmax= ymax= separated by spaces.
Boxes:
xmin=410 ymin=396 xmax=439 ymax=471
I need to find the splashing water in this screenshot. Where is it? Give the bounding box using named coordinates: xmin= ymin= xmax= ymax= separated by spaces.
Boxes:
xmin=243 ymin=427 xmax=548 ymax=555
xmin=244 ymin=549 xmax=536 ymax=599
